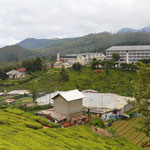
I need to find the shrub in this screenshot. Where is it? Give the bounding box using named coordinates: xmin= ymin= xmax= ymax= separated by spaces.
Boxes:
xmin=25 ymin=122 xmax=43 ymax=130
xmin=72 ymin=62 xmax=81 ymax=71
xmin=4 ymin=108 xmax=25 ymax=115
xmin=0 ymin=102 xmax=10 ymax=109
xmin=89 ymin=117 xmax=106 ymax=128
xmin=49 ymin=122 xmax=60 ymax=128
xmin=18 ymin=104 xmax=52 ymax=111
xmin=13 ymin=94 xmax=28 ymax=99
xmin=34 ymin=117 xmax=50 ymax=126
xmin=0 ymin=118 xmax=11 ymax=125
xmin=107 ymin=128 xmax=117 ymax=137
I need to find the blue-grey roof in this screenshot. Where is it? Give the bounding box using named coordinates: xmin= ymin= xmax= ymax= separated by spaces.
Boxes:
xmin=106 ymin=45 xmax=150 ymax=51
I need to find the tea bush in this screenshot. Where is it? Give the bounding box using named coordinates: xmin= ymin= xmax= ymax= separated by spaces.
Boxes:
xmin=25 ymin=122 xmax=43 ymax=130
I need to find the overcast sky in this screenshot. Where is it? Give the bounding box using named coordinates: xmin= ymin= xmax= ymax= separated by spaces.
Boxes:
xmin=0 ymin=0 xmax=150 ymax=47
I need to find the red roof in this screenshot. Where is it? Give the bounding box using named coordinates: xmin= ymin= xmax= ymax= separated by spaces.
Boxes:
xmin=17 ymin=68 xmax=26 ymax=72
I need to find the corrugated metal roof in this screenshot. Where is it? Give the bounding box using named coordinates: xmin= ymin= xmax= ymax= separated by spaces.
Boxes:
xmin=6 ymin=70 xmax=20 ymax=75
xmin=36 ymin=90 xmax=135 ymax=110
xmin=7 ymin=90 xmax=30 ymax=95
xmin=36 ymin=91 xmax=60 ymax=105
xmin=82 ymin=89 xmax=98 ymax=93
xmin=82 ymin=93 xmax=135 ymax=109
xmin=52 ymin=89 xmax=85 ymax=101
xmin=37 ymin=109 xmax=66 ymax=121
xmin=106 ymin=45 xmax=150 ymax=51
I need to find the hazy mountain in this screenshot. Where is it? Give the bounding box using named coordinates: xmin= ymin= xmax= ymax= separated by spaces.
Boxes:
xmin=117 ymin=27 xmax=138 ymax=33
xmin=0 ymin=45 xmax=39 ymax=63
xmin=140 ymin=26 xmax=150 ymax=32
xmin=118 ymin=26 xmax=150 ymax=33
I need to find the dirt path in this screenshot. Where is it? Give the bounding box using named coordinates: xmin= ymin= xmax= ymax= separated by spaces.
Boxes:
xmin=91 ymin=126 xmax=112 ymax=137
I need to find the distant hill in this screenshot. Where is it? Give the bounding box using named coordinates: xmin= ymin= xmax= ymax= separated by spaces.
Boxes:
xmin=117 ymin=28 xmax=138 ymax=33
xmin=140 ymin=26 xmax=150 ymax=32
xmin=0 ymin=45 xmax=39 ymax=63
xmin=118 ymin=26 xmax=150 ymax=33
xmin=17 ymin=38 xmax=52 ymax=50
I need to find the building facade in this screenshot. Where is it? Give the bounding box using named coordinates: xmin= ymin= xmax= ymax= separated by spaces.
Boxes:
xmin=106 ymin=45 xmax=150 ymax=63
xmin=60 ymin=53 xmax=106 ymax=65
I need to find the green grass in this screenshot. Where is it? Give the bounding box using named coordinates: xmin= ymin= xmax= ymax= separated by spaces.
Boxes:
xmin=0 ymin=108 xmax=143 ymax=150
xmin=111 ymin=118 xmax=150 ymax=148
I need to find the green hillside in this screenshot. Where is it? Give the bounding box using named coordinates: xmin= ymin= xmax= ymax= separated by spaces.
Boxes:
xmin=17 ymin=38 xmax=73 ymax=50
xmin=0 ymin=45 xmax=39 ymax=63
xmin=111 ymin=118 xmax=150 ymax=148
xmin=0 ymin=67 xmax=138 ymax=97
xmin=0 ymin=108 xmax=142 ymax=150
xmin=21 ymin=67 xmax=137 ymax=97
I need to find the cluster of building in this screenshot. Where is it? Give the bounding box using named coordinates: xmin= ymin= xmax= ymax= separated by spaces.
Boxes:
xmin=53 ymin=53 xmax=106 ymax=68
xmin=53 ymin=45 xmax=150 ymax=68
xmin=36 ymin=89 xmax=135 ymax=126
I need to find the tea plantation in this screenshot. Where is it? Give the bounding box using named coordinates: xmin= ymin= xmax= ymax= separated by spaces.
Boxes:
xmin=111 ymin=117 xmax=150 ymax=148
xmin=0 ymin=108 xmax=142 ymax=150
xmin=0 ymin=67 xmax=138 ymax=97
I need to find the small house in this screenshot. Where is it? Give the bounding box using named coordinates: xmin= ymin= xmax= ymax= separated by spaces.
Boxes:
xmin=52 ymin=89 xmax=85 ymax=121
xmin=6 ymin=70 xmax=25 ymax=79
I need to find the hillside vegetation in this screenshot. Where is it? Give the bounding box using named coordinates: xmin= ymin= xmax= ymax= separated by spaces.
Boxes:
xmin=0 ymin=108 xmax=142 ymax=150
xmin=0 ymin=67 xmax=138 ymax=97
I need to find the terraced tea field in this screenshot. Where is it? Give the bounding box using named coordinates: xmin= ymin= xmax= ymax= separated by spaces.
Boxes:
xmin=0 ymin=108 xmax=143 ymax=150
xmin=111 ymin=118 xmax=150 ymax=148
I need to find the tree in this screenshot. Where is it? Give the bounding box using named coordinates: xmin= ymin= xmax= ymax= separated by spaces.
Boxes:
xmin=72 ymin=62 xmax=81 ymax=71
xmin=112 ymin=53 xmax=120 ymax=62
xmin=60 ymin=65 xmax=69 ymax=81
xmin=34 ymin=57 xmax=43 ymax=71
xmin=0 ymin=69 xmax=8 ymax=80
xmin=31 ymin=89 xmax=39 ymax=102
xmin=22 ymin=59 xmax=33 ymax=74
xmin=91 ymin=58 xmax=100 ymax=69
xmin=134 ymin=63 xmax=150 ymax=147
xmin=22 ymin=57 xmax=43 ymax=73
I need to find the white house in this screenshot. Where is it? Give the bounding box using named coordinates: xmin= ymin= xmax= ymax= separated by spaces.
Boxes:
xmin=6 ymin=70 xmax=25 ymax=79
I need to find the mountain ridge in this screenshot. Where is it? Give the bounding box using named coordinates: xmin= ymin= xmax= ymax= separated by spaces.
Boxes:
xmin=117 ymin=26 xmax=150 ymax=33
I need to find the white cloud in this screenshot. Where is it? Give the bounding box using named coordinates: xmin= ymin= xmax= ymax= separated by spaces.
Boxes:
xmin=0 ymin=0 xmax=150 ymax=46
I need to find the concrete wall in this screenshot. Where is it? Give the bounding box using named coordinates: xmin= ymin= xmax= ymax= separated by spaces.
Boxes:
xmin=54 ymin=95 xmax=83 ymax=120
xmin=54 ymin=96 xmax=69 ymax=115
xmin=68 ymin=99 xmax=83 ymax=119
